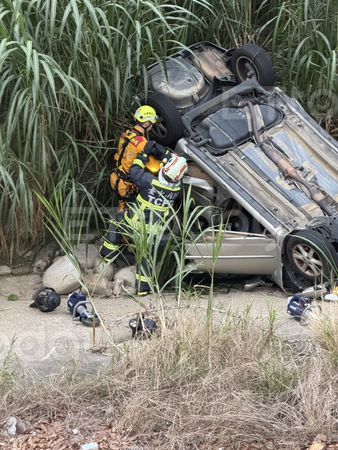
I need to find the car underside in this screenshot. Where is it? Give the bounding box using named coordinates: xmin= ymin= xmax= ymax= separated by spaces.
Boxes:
xmin=142 ymin=42 xmax=338 ymax=291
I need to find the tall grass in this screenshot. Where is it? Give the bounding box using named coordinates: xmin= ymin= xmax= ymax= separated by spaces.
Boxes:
xmin=0 ymin=0 xmax=207 ymax=260
xmin=0 ymin=0 xmax=336 ymax=259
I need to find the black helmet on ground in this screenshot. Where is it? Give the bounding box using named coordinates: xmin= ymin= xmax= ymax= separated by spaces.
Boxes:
xmin=30 ymin=287 xmax=61 ymax=313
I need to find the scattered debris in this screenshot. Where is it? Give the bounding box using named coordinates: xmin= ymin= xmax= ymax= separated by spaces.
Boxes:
xmin=308 ymin=434 xmax=328 ymax=450
xmin=2 ymin=420 xmax=133 ymax=449
xmin=5 ymin=417 xmax=17 ymax=436
xmin=15 ymin=420 xmax=31 ymax=435
xmin=0 ymin=265 xmax=11 ymax=276
xmin=324 ymin=293 xmax=338 ymax=302
xmin=42 ymin=255 xmax=81 ymax=294
xmin=301 ymin=284 xmax=329 ymax=299
xmin=80 ymin=442 xmax=99 ymax=450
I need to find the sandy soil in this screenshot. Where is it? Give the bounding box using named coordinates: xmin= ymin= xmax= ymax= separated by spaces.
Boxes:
xmin=0 ymin=274 xmax=335 ymax=375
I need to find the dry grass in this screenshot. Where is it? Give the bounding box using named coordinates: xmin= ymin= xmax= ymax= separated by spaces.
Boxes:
xmin=0 ymin=311 xmax=337 ymax=449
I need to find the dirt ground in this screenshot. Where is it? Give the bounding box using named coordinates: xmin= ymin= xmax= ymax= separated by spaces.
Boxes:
xmin=0 ymin=274 xmax=335 ymax=375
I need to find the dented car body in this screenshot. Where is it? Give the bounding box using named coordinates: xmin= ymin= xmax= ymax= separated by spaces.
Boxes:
xmin=144 ymin=42 xmax=338 ymax=290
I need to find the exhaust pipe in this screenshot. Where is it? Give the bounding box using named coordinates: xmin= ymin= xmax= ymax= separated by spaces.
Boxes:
xmin=244 ymin=101 xmax=337 ymax=216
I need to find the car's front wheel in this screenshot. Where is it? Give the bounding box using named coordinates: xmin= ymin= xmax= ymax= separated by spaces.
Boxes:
xmin=283 ymin=229 xmax=337 ymax=291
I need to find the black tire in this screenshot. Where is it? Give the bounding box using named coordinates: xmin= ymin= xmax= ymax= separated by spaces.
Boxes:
xmin=231 ymin=43 xmax=276 ymax=86
xmin=143 ymin=93 xmax=184 ymax=147
xmin=283 ymin=229 xmax=337 ymax=291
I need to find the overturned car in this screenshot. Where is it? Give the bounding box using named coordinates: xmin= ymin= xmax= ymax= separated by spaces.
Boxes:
xmin=142 ymin=42 xmax=338 ymax=291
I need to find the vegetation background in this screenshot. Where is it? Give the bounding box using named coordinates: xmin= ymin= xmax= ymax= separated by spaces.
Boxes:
xmin=0 ymin=0 xmax=337 ymax=261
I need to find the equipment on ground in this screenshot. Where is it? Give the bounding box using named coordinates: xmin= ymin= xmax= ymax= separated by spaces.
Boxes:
xmin=30 ymin=287 xmax=61 ymax=312
xmin=67 ymin=292 xmax=100 ymax=327
xmin=129 ymin=315 xmax=157 ymax=338
xmin=287 ymin=294 xmax=321 ymax=324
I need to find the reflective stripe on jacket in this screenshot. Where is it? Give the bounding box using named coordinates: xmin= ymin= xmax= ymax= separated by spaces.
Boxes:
xmin=128 ymin=155 xmax=181 ymax=224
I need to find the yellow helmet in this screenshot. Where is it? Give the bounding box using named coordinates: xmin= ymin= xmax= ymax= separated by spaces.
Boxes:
xmin=134 ymin=105 xmax=158 ymax=124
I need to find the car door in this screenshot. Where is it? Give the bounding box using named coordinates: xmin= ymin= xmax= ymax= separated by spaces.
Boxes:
xmin=185 ymin=231 xmax=278 ymax=275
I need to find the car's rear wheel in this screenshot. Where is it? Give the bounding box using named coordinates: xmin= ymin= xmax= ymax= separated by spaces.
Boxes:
xmin=231 ymin=43 xmax=276 ymax=86
xmin=283 ymin=230 xmax=337 ymax=291
xmin=143 ymin=93 xmax=184 ymax=147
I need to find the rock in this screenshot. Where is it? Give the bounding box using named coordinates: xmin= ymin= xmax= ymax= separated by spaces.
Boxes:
xmin=74 ymin=244 xmax=99 ymax=269
xmin=12 ymin=265 xmax=32 ymax=275
xmin=112 ymin=265 xmax=136 ymax=296
xmin=114 ymin=265 xmax=136 ymax=287
xmin=112 ymin=279 xmax=124 ymax=296
xmin=0 ymin=266 xmax=11 ymax=276
xmin=5 ymin=417 xmax=17 ymax=436
xmin=83 ymin=273 xmax=113 ymax=296
xmin=42 ymin=256 xmax=81 ymax=295
xmin=94 ymin=257 xmax=114 ymax=281
xmin=33 ymin=243 xmax=58 ymax=273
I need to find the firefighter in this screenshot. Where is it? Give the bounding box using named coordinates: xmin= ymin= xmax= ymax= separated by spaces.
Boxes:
xmin=100 ymin=148 xmax=188 ymax=295
xmin=110 ymin=105 xmax=166 ymax=216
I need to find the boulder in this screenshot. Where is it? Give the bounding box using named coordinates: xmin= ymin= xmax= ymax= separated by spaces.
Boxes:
xmin=112 ymin=265 xmax=136 ymax=296
xmin=93 ymin=257 xmax=114 ymax=281
xmin=42 ymin=256 xmax=81 ymax=294
xmin=74 ymin=244 xmax=99 ymax=269
xmin=83 ymin=273 xmax=113 ymax=296
xmin=0 ymin=265 xmax=11 ymax=276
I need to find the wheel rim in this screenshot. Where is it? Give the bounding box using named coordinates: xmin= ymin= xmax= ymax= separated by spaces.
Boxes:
xmin=235 ymin=56 xmax=259 ymax=82
xmin=150 ymin=116 xmax=167 ymax=140
xmin=292 ymin=244 xmax=324 ymax=277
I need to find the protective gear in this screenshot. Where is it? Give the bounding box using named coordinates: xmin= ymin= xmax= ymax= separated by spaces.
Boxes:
xmin=30 ymin=287 xmax=61 ymax=312
xmin=100 ymin=217 xmax=125 ymax=262
xmin=111 ymin=127 xmax=169 ymax=211
xmin=67 ymin=292 xmax=100 ymax=327
xmin=160 ymin=155 xmax=188 ymax=184
xmin=129 ymin=315 xmax=157 ymax=338
xmin=129 ymin=153 xmax=183 ymax=294
xmin=133 ymin=105 xmax=158 ymax=124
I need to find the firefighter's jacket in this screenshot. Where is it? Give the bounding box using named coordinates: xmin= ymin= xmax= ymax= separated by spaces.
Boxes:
xmin=114 ymin=128 xmax=147 ymax=177
xmin=128 ymin=154 xmax=181 ymax=224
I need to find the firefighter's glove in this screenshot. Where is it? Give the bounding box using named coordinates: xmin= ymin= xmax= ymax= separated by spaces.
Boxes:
xmin=144 ymin=141 xmax=171 ymax=161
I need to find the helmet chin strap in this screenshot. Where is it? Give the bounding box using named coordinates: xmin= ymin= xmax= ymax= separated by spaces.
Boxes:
xmin=137 ymin=121 xmax=152 ymax=138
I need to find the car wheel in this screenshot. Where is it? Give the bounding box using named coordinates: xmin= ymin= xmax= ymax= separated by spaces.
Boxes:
xmin=143 ymin=93 xmax=184 ymax=147
xmin=283 ymin=230 xmax=337 ymax=291
xmin=231 ymin=43 xmax=276 ymax=86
